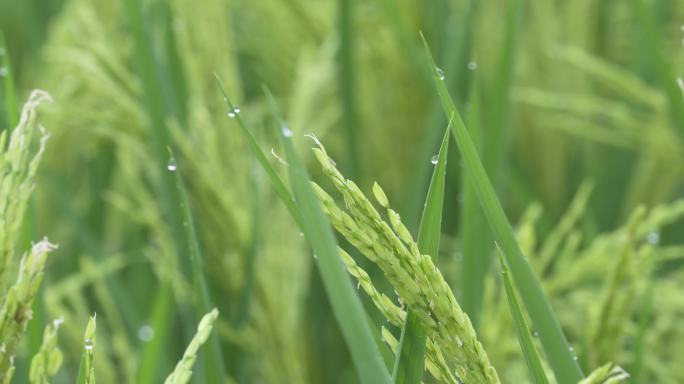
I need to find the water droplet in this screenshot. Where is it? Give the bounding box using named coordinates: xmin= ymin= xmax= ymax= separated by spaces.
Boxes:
xmin=573 ymin=355 xmax=579 ymax=361
xmin=227 ymin=106 xmax=240 ymax=118
xmin=456 ymin=336 xmax=463 ymax=348
xmin=0 ymin=67 xmax=7 ymax=77
xmin=647 ymin=231 xmax=660 ymax=245
xmin=282 ymin=125 xmax=293 ymax=138
xmin=436 ymin=67 xmax=445 ymax=80
xmin=467 ymin=61 xmax=478 ymax=71
xmin=431 ymin=155 xmax=439 ymax=165
xmin=532 ymin=330 xmax=539 ymax=337
xmin=138 ymin=325 xmax=155 ymax=342
xmin=53 ymin=317 xmax=64 ymax=329
xmin=167 ymin=159 xmax=177 ymax=172
xmin=84 ymin=338 xmax=94 ymax=351
xmin=299 ymin=231 xmax=304 ymax=237
xmin=357 ymin=282 xmax=361 ymax=290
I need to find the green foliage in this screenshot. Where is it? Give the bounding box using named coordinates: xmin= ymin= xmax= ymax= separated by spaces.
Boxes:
xmin=2 ymin=0 xmax=684 ymax=382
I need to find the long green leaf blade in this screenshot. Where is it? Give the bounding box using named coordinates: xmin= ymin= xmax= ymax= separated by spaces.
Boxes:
xmin=463 ymin=0 xmax=523 ymax=326
xmin=123 ymin=1 xmax=200 ymax=377
xmin=497 ymin=246 xmax=549 ymax=384
xmin=420 ymin=33 xmax=584 ymax=384
xmin=213 ymin=75 xmax=302 ymax=227
xmin=338 ymin=0 xmax=362 ymax=180
xmin=392 ymin=123 xmax=450 ymax=384
xmin=168 ymin=148 xmax=226 ymax=384
xmin=459 ymin=76 xmax=491 ymax=329
xmin=276 ymin=109 xmax=392 ymax=384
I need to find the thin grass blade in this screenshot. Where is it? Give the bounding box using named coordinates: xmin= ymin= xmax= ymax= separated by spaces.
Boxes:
xmin=272 ymin=102 xmax=391 ymax=384
xmin=459 ymin=75 xmax=491 ymax=328
xmin=213 ymin=75 xmax=302 ymax=226
xmin=497 ymin=246 xmax=549 ymax=384
xmin=462 ymin=0 xmax=523 ymax=326
xmin=167 ymin=148 xmax=226 ymax=384
xmin=338 ymin=0 xmax=362 ymax=180
xmin=392 ymin=123 xmax=450 ymax=384
xmin=420 ymin=33 xmax=584 ymax=384
xmin=123 ymin=1 xmax=221 ymax=379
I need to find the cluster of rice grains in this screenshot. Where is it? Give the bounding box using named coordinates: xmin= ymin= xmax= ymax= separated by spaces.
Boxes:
xmin=310 ymin=143 xmax=499 ymax=384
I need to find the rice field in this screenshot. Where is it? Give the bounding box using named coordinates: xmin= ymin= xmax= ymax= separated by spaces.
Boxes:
xmin=1 ymin=0 xmax=684 ymax=383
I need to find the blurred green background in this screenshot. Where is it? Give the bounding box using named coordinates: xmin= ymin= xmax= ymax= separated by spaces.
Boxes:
xmin=1 ymin=0 xmax=684 ymax=382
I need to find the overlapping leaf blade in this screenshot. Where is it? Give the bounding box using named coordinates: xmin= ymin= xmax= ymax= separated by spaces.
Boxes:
xmin=393 ymin=124 xmax=450 ymax=384
xmin=420 ymin=33 xmax=584 ymax=384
